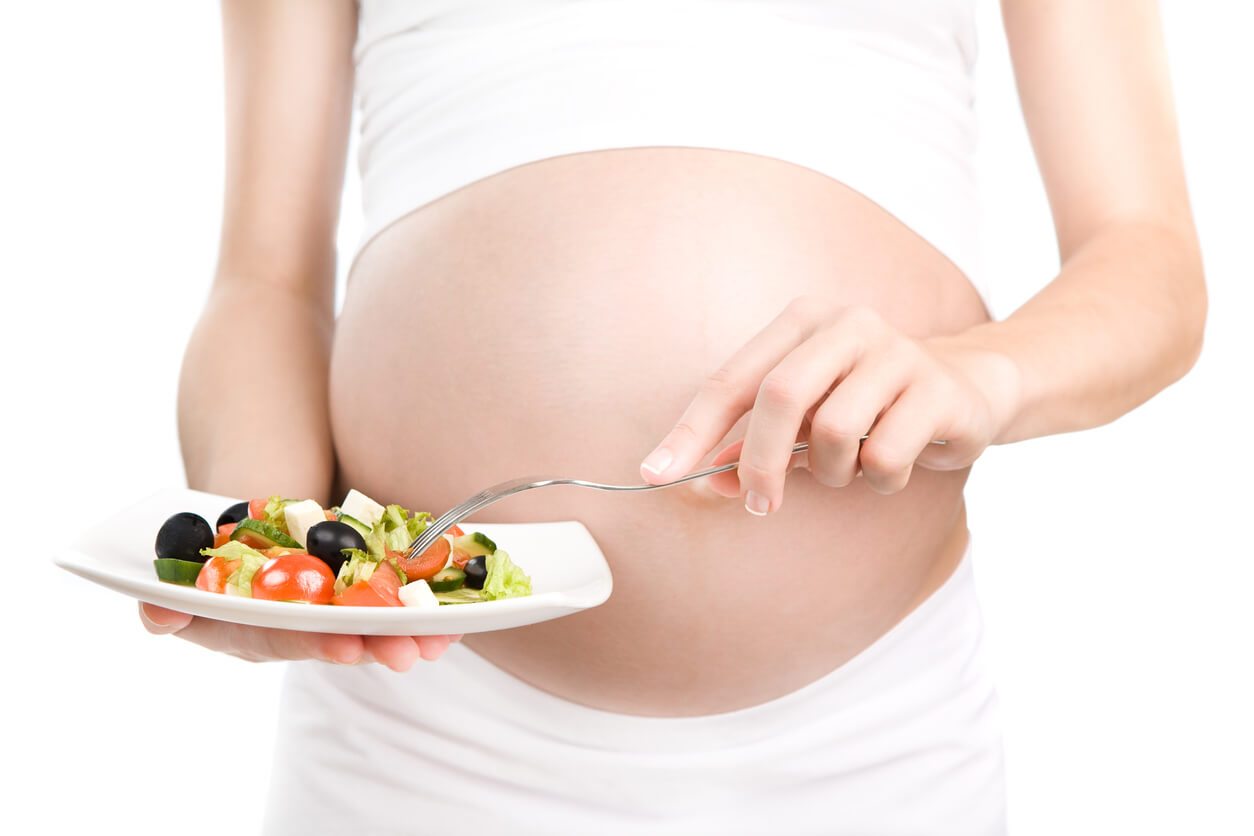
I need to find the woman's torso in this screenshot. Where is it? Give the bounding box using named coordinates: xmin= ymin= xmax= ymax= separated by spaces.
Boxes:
xmin=329 ymin=0 xmax=989 ymax=716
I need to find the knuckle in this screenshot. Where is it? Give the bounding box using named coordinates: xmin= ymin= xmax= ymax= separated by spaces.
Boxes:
xmin=735 ymin=459 xmax=777 ymax=487
xmin=670 ymin=421 xmax=701 ymax=444
xmin=809 ymin=417 xmax=866 ymax=449
xmin=859 ymin=440 xmax=910 ymax=476
xmin=701 ymin=367 xmax=749 ymax=405
xmin=758 ymin=375 xmax=801 ymax=411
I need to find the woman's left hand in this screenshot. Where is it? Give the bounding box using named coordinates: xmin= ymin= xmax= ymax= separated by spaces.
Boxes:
xmin=638 ymin=297 xmax=1019 ymax=512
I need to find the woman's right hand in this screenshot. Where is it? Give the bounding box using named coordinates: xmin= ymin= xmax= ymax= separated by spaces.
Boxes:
xmin=139 ymin=602 xmax=460 ymax=672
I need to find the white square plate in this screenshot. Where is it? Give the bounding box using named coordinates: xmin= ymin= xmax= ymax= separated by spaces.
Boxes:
xmin=54 ymin=488 xmax=613 ymax=635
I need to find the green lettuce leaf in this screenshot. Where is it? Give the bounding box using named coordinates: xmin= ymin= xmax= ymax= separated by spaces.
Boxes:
xmin=383 ymin=504 xmax=407 ymax=533
xmin=372 ymin=504 xmax=433 ymax=554
xmin=262 ymin=495 xmax=291 ymax=534
xmin=199 ymin=540 xmax=267 ymax=564
xmin=384 ymin=526 xmax=412 ymax=553
xmin=334 ymin=548 xmax=379 ymax=594
xmin=198 ymin=541 xmax=269 ymax=598
xmin=480 ymin=550 xmax=532 ymax=601
xmin=406 ymin=512 xmax=432 ymax=542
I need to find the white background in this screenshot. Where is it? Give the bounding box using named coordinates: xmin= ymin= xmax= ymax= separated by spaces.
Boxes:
xmin=2 ymin=2 xmax=1250 ymax=833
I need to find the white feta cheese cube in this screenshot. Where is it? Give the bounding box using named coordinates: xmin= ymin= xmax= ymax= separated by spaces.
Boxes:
xmin=398 ymin=579 xmax=439 ymax=608
xmin=283 ymin=499 xmax=326 ymax=547
xmin=340 ymin=489 xmax=385 ymax=528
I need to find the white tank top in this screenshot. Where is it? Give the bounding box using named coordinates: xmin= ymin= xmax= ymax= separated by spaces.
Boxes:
xmin=353 ymin=0 xmax=984 ymax=299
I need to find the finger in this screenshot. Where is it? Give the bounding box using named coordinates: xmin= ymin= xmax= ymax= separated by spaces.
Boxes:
xmin=364 ymin=634 xmax=423 ymax=672
xmin=705 ymin=440 xmax=745 ymax=498
xmin=640 ymin=298 xmax=829 ymax=483
xmin=139 ymin=602 xmax=193 ymax=635
xmin=706 ymin=438 xmax=809 ymax=498
xmin=737 ymin=324 xmax=861 ymax=513
xmin=858 ymin=387 xmax=941 ymax=495
xmin=169 ymin=615 xmax=366 ymax=664
xmin=914 ymin=383 xmax=992 ymax=472
xmin=807 ymin=356 xmax=912 ymax=488
xmin=415 ymin=634 xmax=453 ymax=661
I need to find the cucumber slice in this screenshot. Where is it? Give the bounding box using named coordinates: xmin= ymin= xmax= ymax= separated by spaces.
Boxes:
xmin=230 ymin=518 xmax=301 ymax=549
xmin=433 ymin=587 xmax=484 ymax=605
xmin=452 ymin=532 xmax=497 ymax=558
xmin=153 ymin=558 xmax=203 ymax=586
xmin=428 ymin=566 xmax=467 ymax=592
xmin=336 ymin=513 xmax=372 ymax=540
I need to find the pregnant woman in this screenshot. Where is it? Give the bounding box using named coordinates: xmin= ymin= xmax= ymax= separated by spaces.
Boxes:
xmin=140 ymin=1 xmax=1205 ymax=832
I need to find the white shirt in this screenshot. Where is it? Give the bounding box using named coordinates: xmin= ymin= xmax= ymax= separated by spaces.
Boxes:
xmin=353 ymin=0 xmax=985 ymax=299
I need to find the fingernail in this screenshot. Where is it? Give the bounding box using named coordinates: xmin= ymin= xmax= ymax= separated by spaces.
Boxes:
xmin=745 ymin=491 xmax=770 ymax=516
xmin=140 ymin=604 xmax=178 ymax=633
xmin=640 ymin=448 xmax=673 ymax=478
xmin=143 ymin=611 xmax=168 ymax=628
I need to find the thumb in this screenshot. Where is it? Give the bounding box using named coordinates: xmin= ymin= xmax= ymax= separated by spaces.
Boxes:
xmin=139 ymin=602 xmax=193 ymax=635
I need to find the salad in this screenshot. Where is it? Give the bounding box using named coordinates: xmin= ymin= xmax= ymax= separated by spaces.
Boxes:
xmin=151 ymin=488 xmax=532 ymax=607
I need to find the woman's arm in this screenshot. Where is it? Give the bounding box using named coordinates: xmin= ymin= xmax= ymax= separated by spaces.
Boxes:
xmin=944 ymin=0 xmax=1206 ymax=442
xmin=143 ymin=0 xmax=454 ymax=667
xmin=639 ymin=0 xmax=1206 ymax=508
xmin=178 ymin=0 xmax=356 ymax=504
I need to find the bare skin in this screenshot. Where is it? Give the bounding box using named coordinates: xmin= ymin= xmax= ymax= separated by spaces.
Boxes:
xmin=330 ymin=149 xmax=985 ymax=713
xmin=145 ymin=0 xmax=1205 ymax=714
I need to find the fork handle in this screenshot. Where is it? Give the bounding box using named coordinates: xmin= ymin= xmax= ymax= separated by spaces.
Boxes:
xmin=404 ymin=443 xmax=814 ymax=558
xmin=406 ymin=437 xmax=946 ymax=557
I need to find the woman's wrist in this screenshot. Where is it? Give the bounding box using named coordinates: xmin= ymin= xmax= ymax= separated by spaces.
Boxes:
xmin=925 ymin=324 xmax=1026 ymax=447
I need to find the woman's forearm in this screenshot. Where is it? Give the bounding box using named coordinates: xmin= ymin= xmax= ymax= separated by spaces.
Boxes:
xmin=177 ymin=274 xmax=336 ymax=505
xmin=938 ymin=219 xmax=1206 ymax=445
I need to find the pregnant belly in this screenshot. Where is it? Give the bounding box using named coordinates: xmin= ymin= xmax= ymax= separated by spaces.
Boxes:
xmin=330 ymin=148 xmax=990 ymax=715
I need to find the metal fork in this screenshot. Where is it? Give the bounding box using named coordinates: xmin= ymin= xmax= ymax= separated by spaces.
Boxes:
xmin=403 ymin=441 xmax=812 ymax=559
xmin=404 ymin=436 xmax=944 ymax=558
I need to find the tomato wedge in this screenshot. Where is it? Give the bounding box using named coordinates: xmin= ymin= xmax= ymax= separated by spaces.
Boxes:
xmin=252 ymin=554 xmax=335 ymax=604
xmin=393 ymin=538 xmax=450 ymax=583
xmin=262 ymin=546 xmax=306 ymax=558
xmin=248 ymin=498 xmax=268 ymax=521
xmin=444 ymin=525 xmax=467 ymax=565
xmin=335 ymin=562 xmax=403 ymax=607
xmin=213 ymin=522 xmax=238 ymax=549
xmin=195 ymin=555 xmax=242 ymax=594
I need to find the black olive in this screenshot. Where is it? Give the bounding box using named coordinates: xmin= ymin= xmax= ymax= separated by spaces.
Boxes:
xmin=215 ymin=500 xmax=250 ymax=529
xmin=306 ymin=521 xmax=368 ymax=575
xmin=155 ymin=512 xmax=215 ymax=563
xmin=463 ymin=555 xmax=487 ymax=590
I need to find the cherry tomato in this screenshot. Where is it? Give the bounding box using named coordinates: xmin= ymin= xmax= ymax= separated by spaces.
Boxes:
xmin=248 ymin=498 xmax=268 ymax=521
xmin=196 ymin=556 xmax=242 ymax=594
xmin=335 ymin=562 xmax=403 ymax=607
xmin=252 ymin=554 xmax=336 ymax=604
xmin=393 ymin=537 xmax=450 ymax=583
